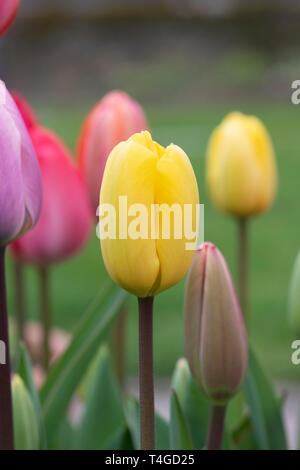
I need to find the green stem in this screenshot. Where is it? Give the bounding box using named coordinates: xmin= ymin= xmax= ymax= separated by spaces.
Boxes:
xmin=14 ymin=258 xmax=26 ymax=340
xmin=206 ymin=405 xmax=227 ymax=450
xmin=138 ymin=296 xmax=155 ymax=450
xmin=0 ymin=247 xmax=14 ymax=450
xmin=238 ymin=217 xmax=248 ymax=322
xmin=112 ymin=306 xmax=127 ymax=392
xmin=39 ymin=267 xmax=51 ymax=371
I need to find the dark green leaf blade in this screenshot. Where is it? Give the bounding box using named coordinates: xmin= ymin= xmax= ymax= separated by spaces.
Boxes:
xmin=170 ymin=389 xmax=193 ymax=450
xmin=243 ymin=345 xmax=287 ymax=450
xmin=125 ymin=396 xmax=169 ymax=450
xmin=75 ymin=346 xmax=127 ymax=449
xmin=40 ymin=283 xmax=128 ymax=445
xmin=171 ymin=358 xmax=210 ymax=449
xmin=17 ymin=343 xmax=47 ymax=450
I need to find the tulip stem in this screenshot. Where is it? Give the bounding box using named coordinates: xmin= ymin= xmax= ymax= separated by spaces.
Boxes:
xmin=138 ymin=296 xmax=155 ymax=450
xmin=238 ymin=217 xmax=248 ymax=321
xmin=0 ymin=247 xmax=14 ymax=450
xmin=206 ymin=405 xmax=227 ymax=450
xmin=39 ymin=267 xmax=51 ymax=371
xmin=14 ymin=258 xmax=26 ymax=340
xmin=112 ymin=305 xmax=127 ymax=392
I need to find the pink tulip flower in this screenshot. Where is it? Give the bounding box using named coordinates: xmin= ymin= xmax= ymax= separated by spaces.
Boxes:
xmin=11 ymin=125 xmax=93 ymax=265
xmin=77 ymin=90 xmax=149 ymax=213
xmin=0 ymin=81 xmax=42 ymax=246
xmin=0 ymin=0 xmax=20 ymax=37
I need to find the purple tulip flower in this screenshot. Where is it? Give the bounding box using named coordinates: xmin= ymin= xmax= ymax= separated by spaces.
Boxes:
xmin=0 ymin=80 xmax=42 ymax=246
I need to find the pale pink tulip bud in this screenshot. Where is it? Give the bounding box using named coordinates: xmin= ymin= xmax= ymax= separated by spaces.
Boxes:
xmin=77 ymin=90 xmax=149 ymax=213
xmin=184 ymin=242 xmax=248 ymax=405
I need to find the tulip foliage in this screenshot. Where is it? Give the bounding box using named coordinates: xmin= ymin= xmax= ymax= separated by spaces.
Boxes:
xmin=289 ymin=250 xmax=300 ymax=336
xmin=9 ymin=282 xmax=287 ymax=450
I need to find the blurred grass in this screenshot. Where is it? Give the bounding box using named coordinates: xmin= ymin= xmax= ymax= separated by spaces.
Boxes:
xmin=6 ymin=101 xmax=300 ymax=379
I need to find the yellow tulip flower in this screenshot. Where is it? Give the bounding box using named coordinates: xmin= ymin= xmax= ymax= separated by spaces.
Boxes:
xmin=99 ymin=131 xmax=199 ymax=297
xmin=206 ymin=112 xmax=277 ymax=217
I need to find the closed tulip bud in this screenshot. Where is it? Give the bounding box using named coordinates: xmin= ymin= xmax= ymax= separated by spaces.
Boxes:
xmin=0 ymin=0 xmax=20 ymax=36
xmin=12 ymin=375 xmax=39 ymax=450
xmin=184 ymin=242 xmax=248 ymax=405
xmin=289 ymin=251 xmax=300 ymax=336
xmin=12 ymin=92 xmax=39 ymax=131
xmin=0 ymin=81 xmax=42 ymax=246
xmin=11 ymin=126 xmax=92 ymax=265
xmin=206 ymin=112 xmax=277 ymax=217
xmin=78 ymin=90 xmax=149 ymax=213
xmin=100 ymin=130 xmax=199 ymax=297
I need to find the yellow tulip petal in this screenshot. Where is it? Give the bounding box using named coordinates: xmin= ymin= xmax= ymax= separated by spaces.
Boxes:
xmin=100 ymin=139 xmax=160 ymax=297
xmin=243 ymin=116 xmax=277 ymax=212
xmin=153 ymin=144 xmax=199 ymax=295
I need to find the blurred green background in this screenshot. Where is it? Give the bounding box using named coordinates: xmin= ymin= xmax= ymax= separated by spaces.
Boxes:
xmin=3 ymin=0 xmax=300 ymax=379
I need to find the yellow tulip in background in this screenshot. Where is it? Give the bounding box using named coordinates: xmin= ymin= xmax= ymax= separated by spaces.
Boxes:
xmin=100 ymin=130 xmax=199 ymax=298
xmin=99 ymin=130 xmax=199 ymax=450
xmin=206 ymin=112 xmax=277 ymax=321
xmin=206 ymin=112 xmax=277 ymax=218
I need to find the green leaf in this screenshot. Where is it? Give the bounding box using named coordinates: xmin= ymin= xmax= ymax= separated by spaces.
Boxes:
xmin=171 ymin=358 xmax=210 ymax=449
xmin=55 ymin=419 xmax=75 ymax=450
xmin=155 ymin=412 xmax=170 ymax=450
xmin=40 ymin=283 xmax=128 ymax=445
xmin=107 ymin=427 xmax=135 ymax=451
xmin=17 ymin=343 xmax=47 ymax=450
xmin=170 ymin=390 xmax=193 ymax=450
xmin=12 ymin=375 xmax=40 ymax=450
xmin=125 ymin=396 xmax=169 ymax=450
xmin=75 ymin=346 xmax=127 ymax=449
xmin=124 ymin=397 xmax=140 ymax=449
xmin=231 ymin=414 xmax=257 ymax=450
xmin=243 ymin=345 xmax=287 ymax=450
xmin=226 ymin=390 xmax=244 ymax=433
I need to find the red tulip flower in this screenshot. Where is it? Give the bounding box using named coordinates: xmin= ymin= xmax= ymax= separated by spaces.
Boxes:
xmin=0 ymin=0 xmax=20 ymax=37
xmin=77 ymin=90 xmax=149 ymax=213
xmin=11 ymin=92 xmax=39 ymax=131
xmin=11 ymin=126 xmax=93 ymax=265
